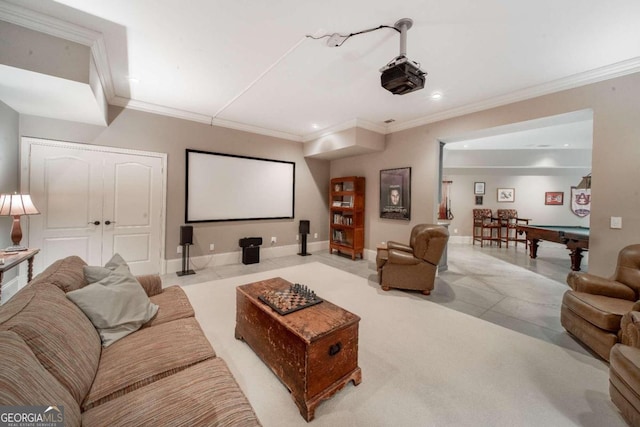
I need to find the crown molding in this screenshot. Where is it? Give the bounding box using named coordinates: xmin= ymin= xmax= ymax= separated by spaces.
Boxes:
xmin=111 ymin=96 xmax=303 ymax=141
xmin=0 ymin=1 xmax=100 ymax=45
xmin=211 ymin=117 xmax=302 ymax=142
xmin=302 ymin=118 xmax=386 ymax=142
xmin=110 ymin=96 xmax=213 ymax=125
xmin=0 ymin=1 xmax=116 ymax=102
xmin=91 ymin=37 xmax=115 ymax=101
xmin=387 ymin=57 xmax=640 ymax=134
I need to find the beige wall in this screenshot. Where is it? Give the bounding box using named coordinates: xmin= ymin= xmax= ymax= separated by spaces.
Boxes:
xmin=0 ymin=99 xmax=19 ymax=282
xmin=331 ymin=72 xmax=640 ymax=276
xmin=11 ymin=72 xmax=640 ymax=274
xmin=444 ymin=173 xmax=590 ymax=237
xmin=19 ymin=107 xmax=330 ymax=261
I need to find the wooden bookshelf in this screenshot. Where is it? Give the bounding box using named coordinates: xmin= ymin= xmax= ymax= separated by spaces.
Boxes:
xmin=329 ymin=176 xmax=365 ymax=260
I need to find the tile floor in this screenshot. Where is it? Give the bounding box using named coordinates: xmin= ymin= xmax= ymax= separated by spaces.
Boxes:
xmin=161 ymin=240 xmax=598 ymax=361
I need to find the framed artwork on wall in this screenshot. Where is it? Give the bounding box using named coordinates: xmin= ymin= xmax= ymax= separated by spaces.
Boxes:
xmin=475 ymin=195 xmax=483 ymax=205
xmin=497 ymin=188 xmax=515 ymax=202
xmin=380 ymin=167 xmax=411 ymax=220
xmin=545 ymin=191 xmax=564 ymax=205
xmin=474 ymin=182 xmax=485 ymax=195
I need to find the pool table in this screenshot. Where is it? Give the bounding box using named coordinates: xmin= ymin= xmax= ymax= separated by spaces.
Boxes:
xmin=516 ymin=225 xmax=589 ymax=271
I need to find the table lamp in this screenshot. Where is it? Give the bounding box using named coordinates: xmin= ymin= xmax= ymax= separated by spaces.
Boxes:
xmin=0 ymin=193 xmax=40 ymax=251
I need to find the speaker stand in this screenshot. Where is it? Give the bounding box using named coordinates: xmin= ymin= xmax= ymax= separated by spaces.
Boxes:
xmin=297 ymin=234 xmax=312 ymax=256
xmin=177 ymin=243 xmax=196 ymax=276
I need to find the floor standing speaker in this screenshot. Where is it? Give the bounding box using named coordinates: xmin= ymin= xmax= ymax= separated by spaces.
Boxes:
xmin=177 ymin=225 xmax=195 ymax=276
xmin=298 ymin=220 xmax=311 ymax=256
xmin=180 ymin=225 xmax=193 ymax=245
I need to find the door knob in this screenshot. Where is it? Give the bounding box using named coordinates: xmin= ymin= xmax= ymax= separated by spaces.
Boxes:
xmin=88 ymin=221 xmax=100 ymax=226
xmin=105 ymin=220 xmax=116 ymax=225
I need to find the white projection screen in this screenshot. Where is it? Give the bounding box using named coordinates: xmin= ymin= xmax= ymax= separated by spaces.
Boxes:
xmin=185 ymin=149 xmax=295 ymax=222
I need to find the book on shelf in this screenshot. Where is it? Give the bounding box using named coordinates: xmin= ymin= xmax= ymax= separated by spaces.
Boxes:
xmin=333 ymin=214 xmax=353 ymax=225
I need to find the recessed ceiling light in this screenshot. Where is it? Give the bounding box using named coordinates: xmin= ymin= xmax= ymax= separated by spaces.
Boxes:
xmin=431 ymin=92 xmax=442 ymax=100
xmin=311 ymin=123 xmax=319 ymax=129
xmin=563 ymin=143 xmax=570 ymax=147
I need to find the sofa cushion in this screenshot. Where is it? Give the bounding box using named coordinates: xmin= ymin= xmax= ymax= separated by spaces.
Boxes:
xmin=68 ymin=264 xmax=158 ymax=347
xmin=28 ymin=255 xmax=88 ymax=293
xmin=562 ymin=291 xmax=634 ymax=331
xmin=0 ymin=282 xmax=101 ymax=405
xmin=81 ymin=357 xmax=261 ymax=427
xmin=83 ymin=252 xmax=129 ymax=283
xmin=82 ymin=317 xmax=216 ymax=410
xmin=144 ymin=285 xmax=195 ymax=328
xmin=0 ymin=330 xmax=82 ymax=427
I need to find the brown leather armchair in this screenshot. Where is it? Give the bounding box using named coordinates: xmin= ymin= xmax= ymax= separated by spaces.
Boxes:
xmin=378 ymin=224 xmax=449 ymax=295
xmin=561 ymin=244 xmax=640 ymax=361
xmin=610 ymin=311 xmax=640 ymax=426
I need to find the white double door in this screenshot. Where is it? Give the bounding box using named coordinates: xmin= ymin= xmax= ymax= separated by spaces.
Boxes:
xmin=24 ymin=138 xmax=166 ymax=275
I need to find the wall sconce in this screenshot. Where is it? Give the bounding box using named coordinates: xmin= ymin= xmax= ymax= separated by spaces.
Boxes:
xmin=0 ymin=193 xmax=40 ymax=251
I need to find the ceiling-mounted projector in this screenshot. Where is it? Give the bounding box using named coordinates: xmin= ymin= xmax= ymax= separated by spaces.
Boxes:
xmin=380 ymin=18 xmax=426 ymax=95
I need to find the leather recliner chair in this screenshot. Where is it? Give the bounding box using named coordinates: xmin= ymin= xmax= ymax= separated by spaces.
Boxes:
xmin=610 ymin=311 xmax=640 ymax=426
xmin=378 ymin=224 xmax=449 ymax=295
xmin=561 ymin=244 xmax=640 ymax=361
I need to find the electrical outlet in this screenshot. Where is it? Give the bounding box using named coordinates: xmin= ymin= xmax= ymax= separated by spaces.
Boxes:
xmin=271 ymin=236 xmax=277 ymax=244
xmin=177 ymin=245 xmax=182 ymax=254
xmin=314 ymin=233 xmax=318 ymax=239
xmin=209 ymin=243 xmax=215 ymax=251
xmin=296 ymin=235 xmax=299 ymax=241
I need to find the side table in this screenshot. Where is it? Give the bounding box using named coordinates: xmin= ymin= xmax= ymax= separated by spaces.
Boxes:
xmin=0 ymin=248 xmax=40 ymax=302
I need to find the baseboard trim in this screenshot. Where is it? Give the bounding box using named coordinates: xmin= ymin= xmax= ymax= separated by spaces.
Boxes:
xmin=164 ymin=241 xmax=330 ymax=274
xmin=0 ymin=276 xmax=21 ymax=305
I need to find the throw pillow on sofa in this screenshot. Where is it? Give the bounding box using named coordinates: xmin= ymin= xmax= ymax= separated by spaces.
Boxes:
xmin=66 ymin=254 xmax=159 ymax=347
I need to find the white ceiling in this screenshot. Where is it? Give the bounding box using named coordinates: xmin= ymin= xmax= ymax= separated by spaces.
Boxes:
xmin=2 ymin=0 xmax=640 ymax=142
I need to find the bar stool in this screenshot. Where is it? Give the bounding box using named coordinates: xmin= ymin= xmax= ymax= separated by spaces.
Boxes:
xmin=497 ymin=209 xmax=530 ymax=249
xmin=472 ymin=209 xmax=501 ymax=247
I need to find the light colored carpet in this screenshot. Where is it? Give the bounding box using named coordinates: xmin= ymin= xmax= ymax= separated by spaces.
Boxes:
xmin=182 ymin=262 xmax=625 ymax=427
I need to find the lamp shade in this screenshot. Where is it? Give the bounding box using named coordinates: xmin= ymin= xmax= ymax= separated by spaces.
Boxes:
xmin=0 ymin=193 xmax=40 ymax=216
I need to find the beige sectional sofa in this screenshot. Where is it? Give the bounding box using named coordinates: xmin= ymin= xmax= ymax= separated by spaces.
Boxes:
xmin=0 ymin=256 xmax=261 ymax=426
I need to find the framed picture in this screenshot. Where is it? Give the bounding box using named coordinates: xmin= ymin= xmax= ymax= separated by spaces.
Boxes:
xmin=497 ymin=188 xmax=515 ymax=203
xmin=380 ymin=167 xmax=411 ymax=220
xmin=545 ymin=191 xmax=564 ymax=205
xmin=474 ymin=182 xmax=485 ymax=195
xmin=475 ymin=195 xmax=483 ymax=205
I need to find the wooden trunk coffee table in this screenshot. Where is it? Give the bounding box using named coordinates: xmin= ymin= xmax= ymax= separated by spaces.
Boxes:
xmin=235 ymin=277 xmax=362 ymax=421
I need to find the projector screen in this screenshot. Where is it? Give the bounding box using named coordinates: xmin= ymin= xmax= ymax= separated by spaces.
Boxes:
xmin=185 ymin=149 xmax=295 ymax=222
